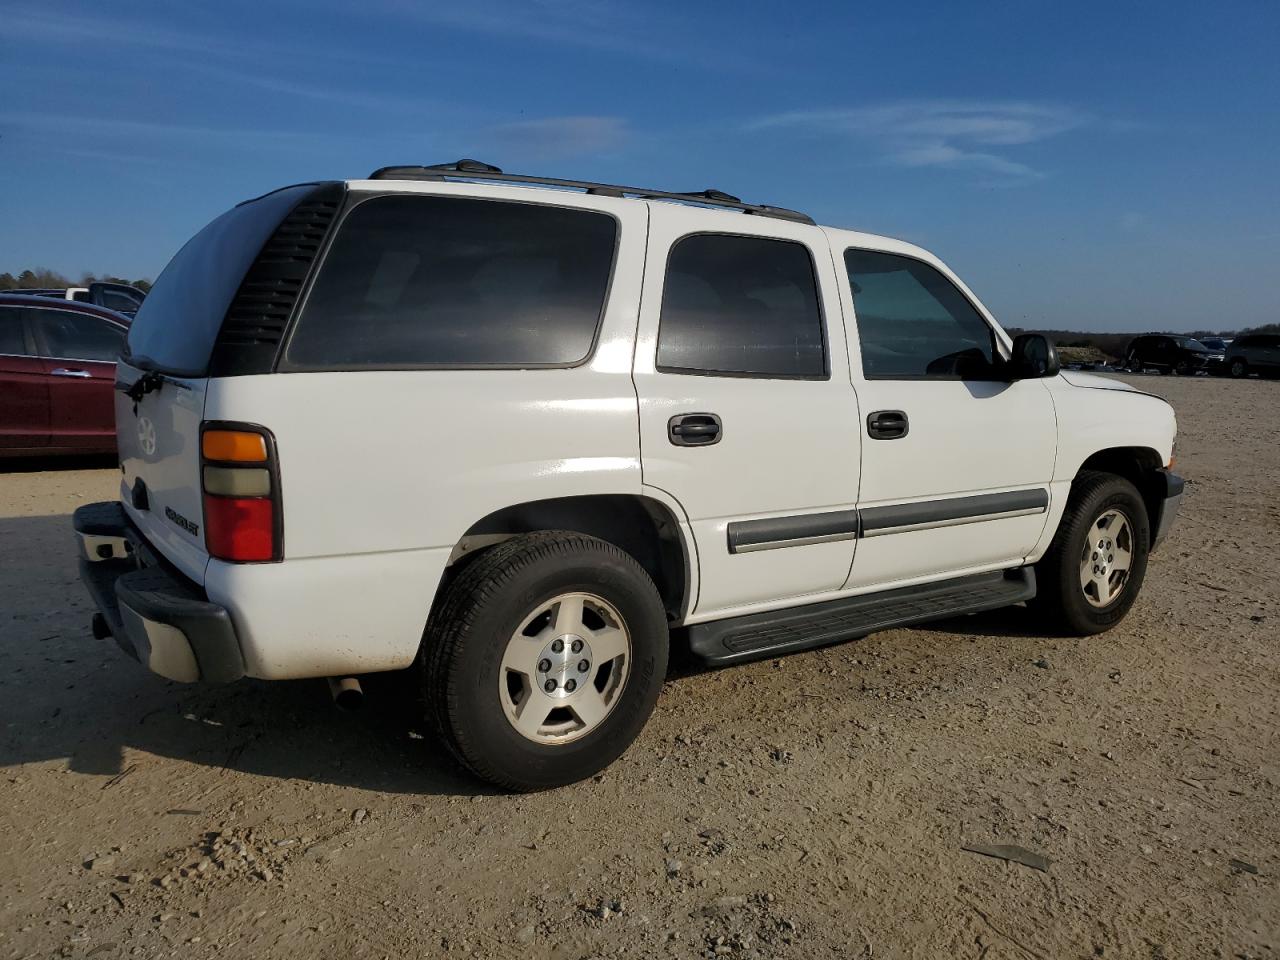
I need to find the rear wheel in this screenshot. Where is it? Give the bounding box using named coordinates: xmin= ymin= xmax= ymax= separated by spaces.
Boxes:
xmin=1030 ymin=472 xmax=1150 ymax=636
xmin=423 ymin=531 xmax=668 ymax=791
xmin=1229 ymin=358 xmax=1248 ymax=378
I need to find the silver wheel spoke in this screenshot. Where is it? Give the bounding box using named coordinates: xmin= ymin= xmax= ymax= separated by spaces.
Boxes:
xmin=553 ymin=595 xmax=586 ymax=635
xmin=501 ymin=639 xmax=536 ymax=676
xmin=513 ymin=689 xmax=553 ymax=737
xmin=571 ymin=688 xmax=609 ymax=729
xmin=588 ymin=624 xmax=628 ymax=663
xmin=1111 ymin=550 xmax=1131 ymax=572
xmin=1079 ymin=560 xmax=1095 ymax=590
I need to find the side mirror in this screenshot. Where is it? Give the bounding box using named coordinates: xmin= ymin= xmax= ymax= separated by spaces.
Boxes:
xmin=1008 ymin=333 xmax=1060 ymax=379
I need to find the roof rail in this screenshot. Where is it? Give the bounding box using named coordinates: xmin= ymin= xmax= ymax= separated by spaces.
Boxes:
xmin=365 ymin=160 xmax=815 ymax=225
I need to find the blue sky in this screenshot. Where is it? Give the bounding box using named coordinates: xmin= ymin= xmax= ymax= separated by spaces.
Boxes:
xmin=2 ymin=0 xmax=1277 ymax=332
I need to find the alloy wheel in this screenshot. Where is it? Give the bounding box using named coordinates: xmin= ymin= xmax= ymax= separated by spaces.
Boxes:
xmin=498 ymin=592 xmax=631 ymax=744
xmin=1079 ymin=509 xmax=1134 ymax=608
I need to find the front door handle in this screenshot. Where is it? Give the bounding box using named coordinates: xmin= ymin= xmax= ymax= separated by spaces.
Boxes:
xmin=867 ymin=410 xmax=909 ymax=440
xmin=51 ymin=368 xmax=92 ymax=378
xmin=668 ymin=413 xmax=722 ymax=447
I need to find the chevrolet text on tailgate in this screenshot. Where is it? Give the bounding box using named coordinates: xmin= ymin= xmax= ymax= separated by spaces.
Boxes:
xmin=74 ymin=160 xmax=1183 ymax=791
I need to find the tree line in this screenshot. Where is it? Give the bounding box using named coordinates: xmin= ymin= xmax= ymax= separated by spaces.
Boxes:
xmin=0 ymin=268 xmax=152 ymax=293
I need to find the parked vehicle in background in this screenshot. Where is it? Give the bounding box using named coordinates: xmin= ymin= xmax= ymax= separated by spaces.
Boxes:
xmin=24 ymin=282 xmax=147 ymax=317
xmin=73 ymin=161 xmax=1180 ymax=791
xmin=1225 ymin=333 xmax=1280 ymax=378
xmin=1123 ymin=334 xmax=1218 ymax=375
xmin=1200 ymin=337 xmax=1231 ymax=353
xmin=0 ymin=293 xmax=129 ymax=456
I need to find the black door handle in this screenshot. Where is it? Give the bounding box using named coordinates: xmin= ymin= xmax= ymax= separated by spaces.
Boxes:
xmin=867 ymin=410 xmax=909 ymax=440
xmin=668 ymin=413 xmax=722 ymax=447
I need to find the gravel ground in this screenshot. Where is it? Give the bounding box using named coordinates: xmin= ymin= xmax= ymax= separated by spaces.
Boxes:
xmin=1 ymin=374 xmax=1276 ymax=959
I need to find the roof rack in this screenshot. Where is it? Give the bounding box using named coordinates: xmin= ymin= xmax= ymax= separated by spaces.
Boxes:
xmin=366 ymin=159 xmax=815 ymax=225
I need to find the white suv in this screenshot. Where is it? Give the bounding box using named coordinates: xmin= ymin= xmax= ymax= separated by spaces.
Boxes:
xmin=74 ymin=160 xmax=1182 ymax=790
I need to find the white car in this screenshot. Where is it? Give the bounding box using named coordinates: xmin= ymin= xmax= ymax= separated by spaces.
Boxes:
xmin=74 ymin=160 xmax=1182 ymax=790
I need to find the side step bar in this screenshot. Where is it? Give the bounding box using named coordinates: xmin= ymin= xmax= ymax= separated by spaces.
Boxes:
xmin=687 ymin=568 xmax=1035 ymax=665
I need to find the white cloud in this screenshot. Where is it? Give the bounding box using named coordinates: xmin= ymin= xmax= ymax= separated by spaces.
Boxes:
xmin=748 ymin=100 xmax=1088 ymax=181
xmin=485 ymin=116 xmax=629 ymax=160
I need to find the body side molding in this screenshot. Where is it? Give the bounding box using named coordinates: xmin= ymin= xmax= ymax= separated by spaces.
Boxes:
xmin=725 ymin=489 xmax=1048 ymax=554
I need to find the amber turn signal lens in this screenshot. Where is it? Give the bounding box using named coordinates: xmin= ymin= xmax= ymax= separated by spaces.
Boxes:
xmin=202 ymin=430 xmax=267 ymax=463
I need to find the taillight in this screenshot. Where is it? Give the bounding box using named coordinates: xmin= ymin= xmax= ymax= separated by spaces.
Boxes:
xmin=200 ymin=424 xmax=281 ymax=562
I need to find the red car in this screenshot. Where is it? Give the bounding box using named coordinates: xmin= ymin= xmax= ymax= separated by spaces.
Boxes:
xmin=0 ymin=293 xmax=130 ymax=456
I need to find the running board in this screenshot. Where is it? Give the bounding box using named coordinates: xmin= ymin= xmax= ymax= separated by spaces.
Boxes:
xmin=686 ymin=568 xmax=1035 ymax=665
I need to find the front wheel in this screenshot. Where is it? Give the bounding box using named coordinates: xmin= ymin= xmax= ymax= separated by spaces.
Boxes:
xmin=1173 ymin=360 xmax=1190 ymax=376
xmin=1228 ymin=358 xmax=1248 ymax=379
xmin=423 ymin=531 xmax=669 ymax=791
xmin=1030 ymin=472 xmax=1150 ymax=636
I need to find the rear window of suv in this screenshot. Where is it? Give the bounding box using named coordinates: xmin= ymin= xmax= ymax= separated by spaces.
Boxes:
xmin=282 ymin=194 xmax=618 ymax=369
xmin=124 ymin=184 xmax=319 ymax=376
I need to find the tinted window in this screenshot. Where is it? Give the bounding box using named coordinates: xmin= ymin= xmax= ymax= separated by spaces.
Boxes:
xmin=100 ymin=290 xmax=142 ymax=314
xmin=845 ymin=249 xmax=997 ymax=379
xmin=285 ymin=195 xmax=617 ymax=369
xmin=656 ymin=234 xmax=825 ymax=378
xmin=32 ymin=309 xmax=125 ymax=361
xmin=0 ymin=307 xmax=30 ymax=355
xmin=126 ymin=184 xmax=318 ymax=375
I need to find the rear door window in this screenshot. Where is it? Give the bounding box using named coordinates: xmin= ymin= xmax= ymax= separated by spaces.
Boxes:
xmin=283 ymin=195 xmax=618 ymax=369
xmin=0 ymin=307 xmax=32 ymax=355
xmin=125 ymin=184 xmax=320 ymax=375
xmin=31 ymin=309 xmax=126 ymax=361
xmin=655 ymin=234 xmax=826 ymax=378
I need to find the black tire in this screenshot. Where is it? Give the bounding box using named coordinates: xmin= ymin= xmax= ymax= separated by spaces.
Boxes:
xmin=1029 ymin=472 xmax=1150 ymax=636
xmin=1173 ymin=360 xmax=1190 ymax=376
xmin=423 ymin=531 xmax=668 ymax=791
xmin=1228 ymin=358 xmax=1248 ymax=379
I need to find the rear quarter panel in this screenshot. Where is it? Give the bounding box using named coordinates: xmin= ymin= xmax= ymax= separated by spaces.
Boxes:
xmin=201 ymin=185 xmax=648 ymax=677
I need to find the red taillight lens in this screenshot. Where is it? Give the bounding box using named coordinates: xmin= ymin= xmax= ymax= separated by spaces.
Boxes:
xmin=200 ymin=422 xmax=280 ymax=563
xmin=203 ymin=495 xmax=275 ymax=562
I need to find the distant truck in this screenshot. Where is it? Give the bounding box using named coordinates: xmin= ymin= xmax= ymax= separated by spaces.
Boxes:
xmin=22 ymin=281 xmax=147 ymax=317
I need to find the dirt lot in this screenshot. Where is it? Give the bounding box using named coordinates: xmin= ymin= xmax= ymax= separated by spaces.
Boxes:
xmin=1 ymin=374 xmax=1276 ymax=960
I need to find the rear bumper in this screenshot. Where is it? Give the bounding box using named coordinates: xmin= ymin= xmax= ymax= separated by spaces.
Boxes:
xmin=1151 ymin=470 xmax=1184 ymax=551
xmin=73 ymin=501 xmax=244 ymax=683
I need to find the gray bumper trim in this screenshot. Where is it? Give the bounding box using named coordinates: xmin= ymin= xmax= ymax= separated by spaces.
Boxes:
xmin=74 ymin=502 xmax=245 ymax=684
xmin=1151 ymin=471 xmax=1184 ymax=551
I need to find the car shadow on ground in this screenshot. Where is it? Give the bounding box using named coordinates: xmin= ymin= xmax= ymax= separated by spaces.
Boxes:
xmin=0 ymin=453 xmax=117 ymax=473
xmin=0 ymin=512 xmax=504 ymax=797
xmin=1 ymin=511 xmax=1042 ymax=797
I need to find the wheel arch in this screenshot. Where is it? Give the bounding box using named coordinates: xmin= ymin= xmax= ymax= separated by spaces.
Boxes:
xmin=445 ymin=494 xmax=693 ymax=622
xmin=1075 ymin=446 xmax=1168 ymax=546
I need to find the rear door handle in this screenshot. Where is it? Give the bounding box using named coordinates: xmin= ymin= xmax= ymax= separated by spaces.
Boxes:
xmin=51 ymin=368 xmax=92 ymax=378
xmin=668 ymin=413 xmax=722 ymax=446
xmin=867 ymin=410 xmax=909 ymax=440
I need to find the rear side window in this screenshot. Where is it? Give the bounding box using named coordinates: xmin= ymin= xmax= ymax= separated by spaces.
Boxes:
xmin=656 ymin=234 xmax=826 ymax=378
xmin=125 ymin=184 xmax=320 ymax=376
xmin=100 ymin=290 xmax=142 ymax=314
xmin=0 ymin=307 xmax=30 ymax=355
xmin=32 ymin=309 xmax=125 ymax=361
xmin=845 ymin=249 xmax=997 ymax=380
xmin=283 ymin=195 xmax=618 ymax=369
